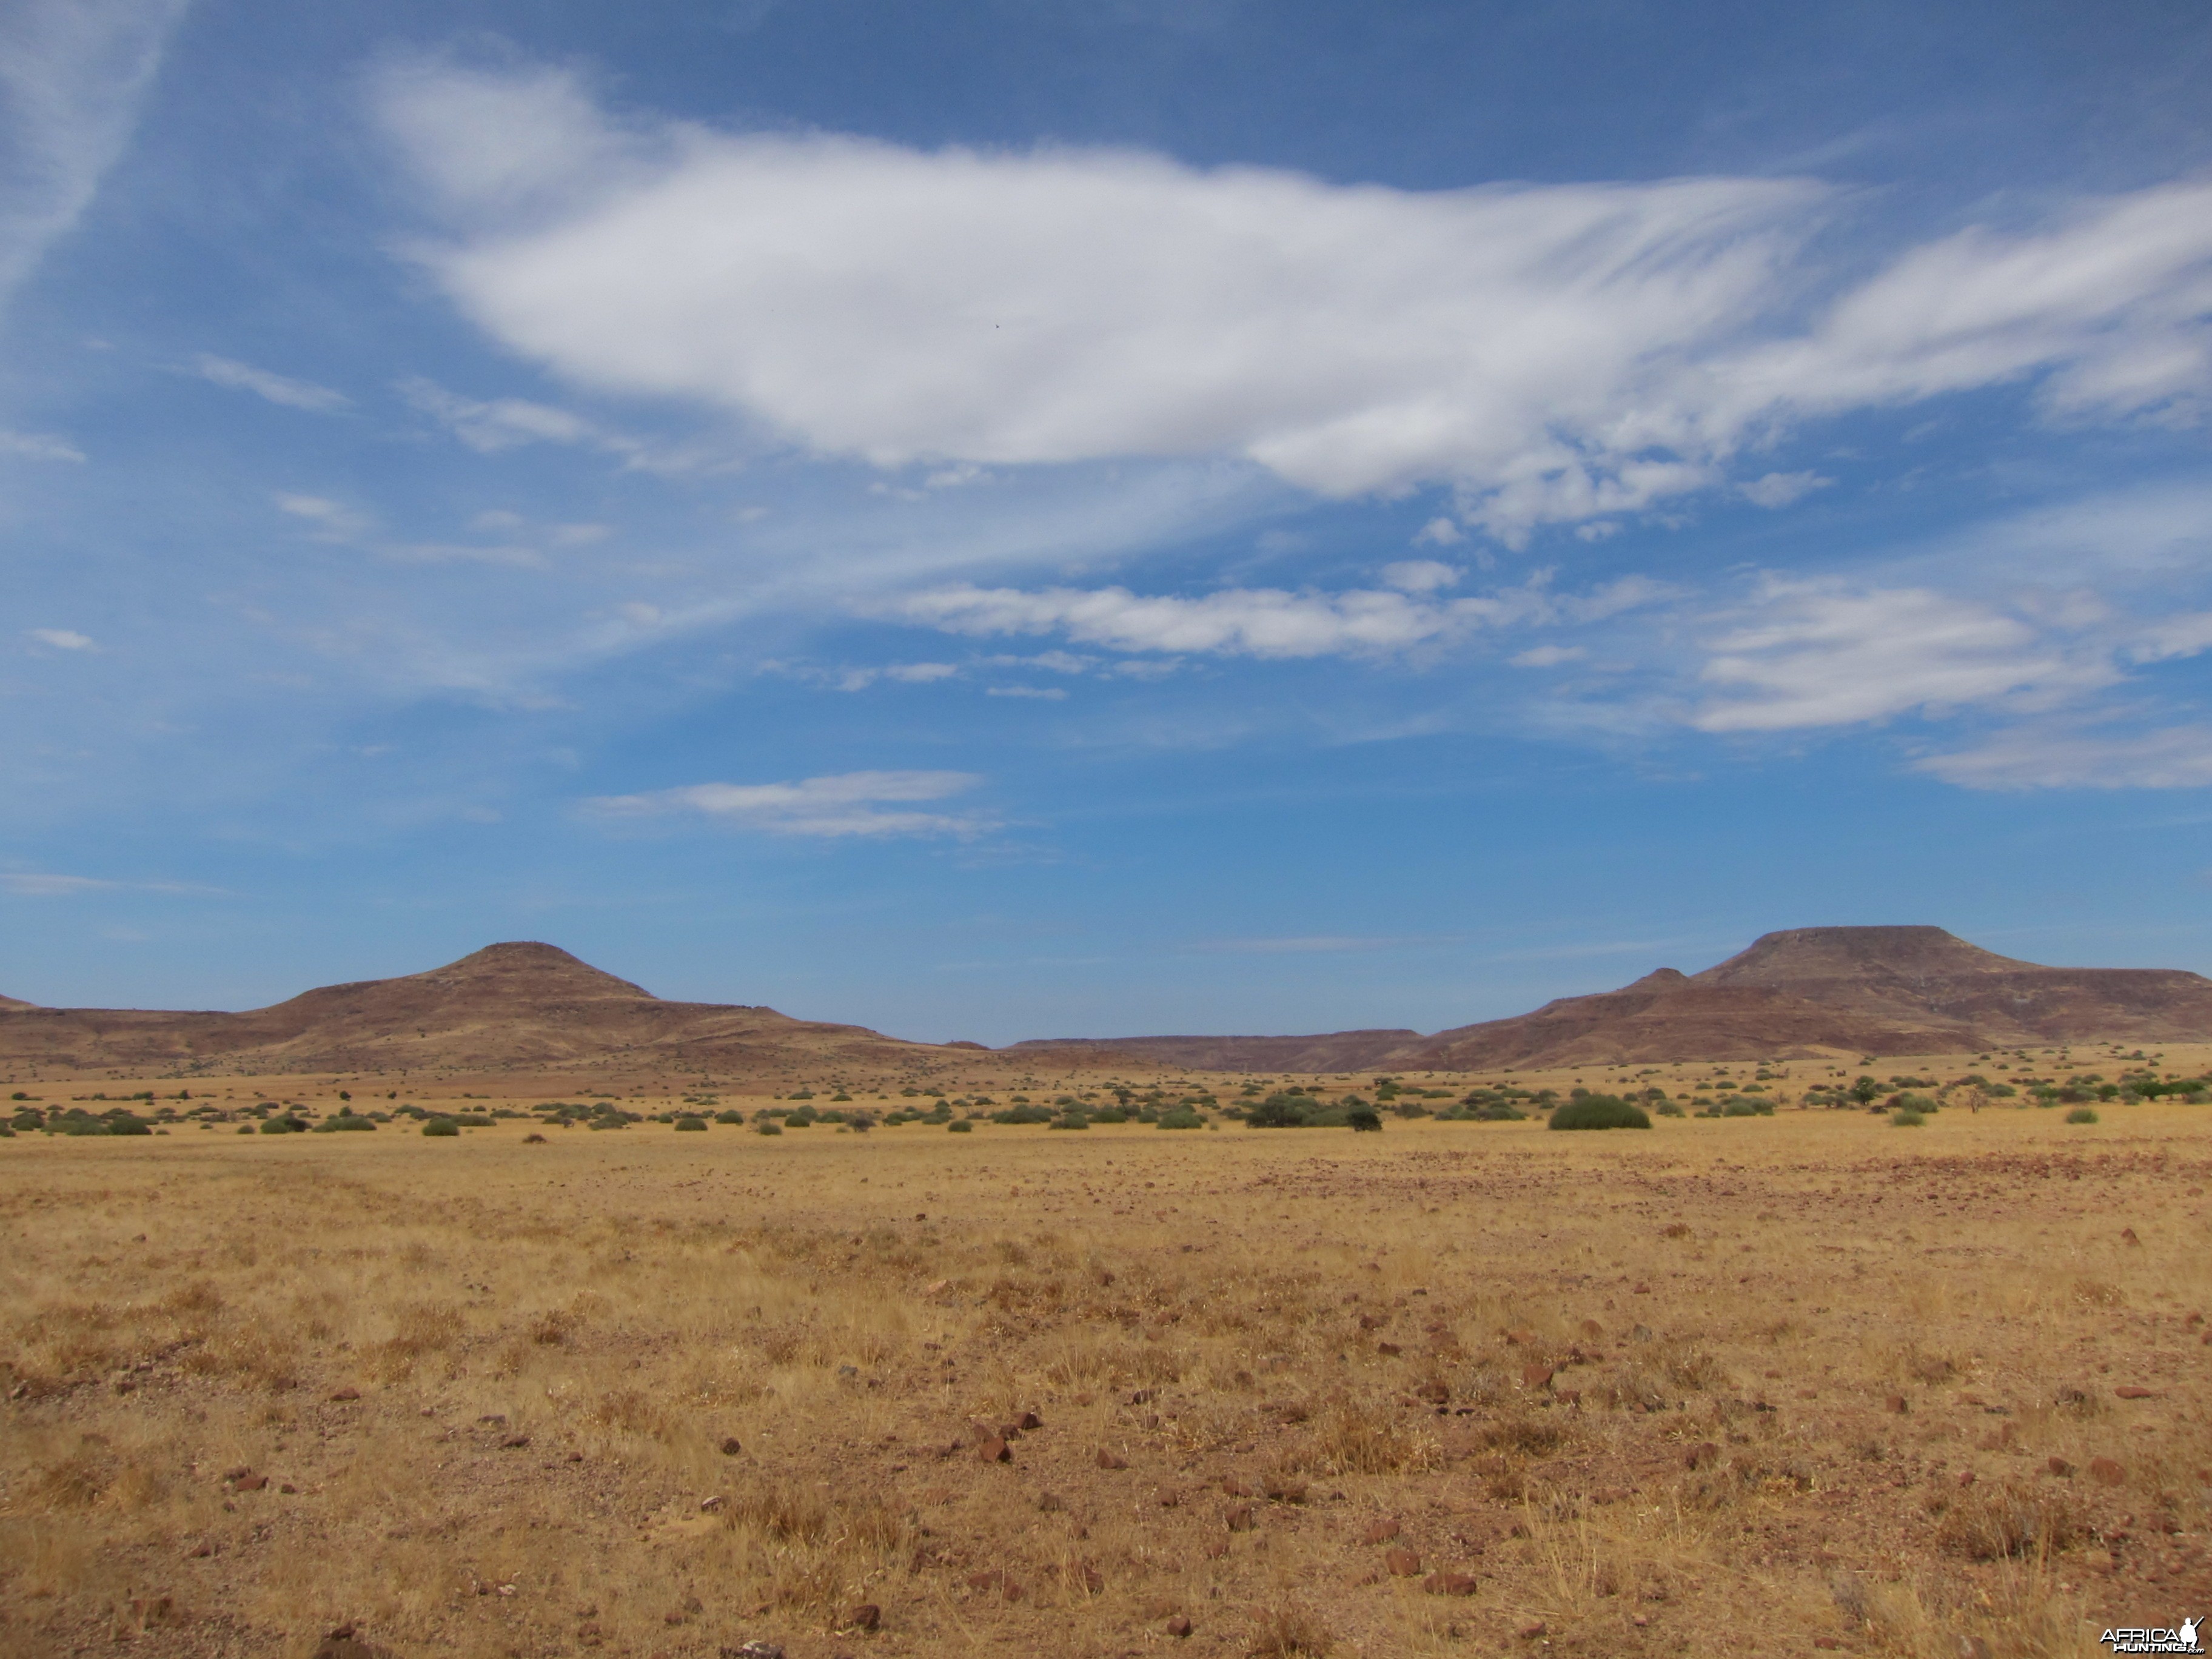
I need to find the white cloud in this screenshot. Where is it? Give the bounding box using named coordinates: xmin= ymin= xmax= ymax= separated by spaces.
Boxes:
xmin=897 ymin=574 xmax=1667 ymax=661
xmin=399 ymin=375 xmax=594 ymax=452
xmin=0 ymin=428 xmax=86 ymax=461
xmin=1510 ymin=644 xmax=1584 ymax=668
xmin=193 ymin=353 xmax=350 ymax=412
xmin=1738 ymin=470 xmax=1833 ymax=508
xmin=2129 ymin=612 xmax=2212 ymax=665
xmin=986 ymin=684 xmax=1068 ymax=700
xmin=1917 ymin=726 xmax=2212 ymax=791
xmin=884 ymin=662 xmax=960 ymax=683
xmin=1 ymin=873 xmax=112 ymax=896
xmin=1191 ymin=934 xmax=1440 ymax=954
xmin=1694 ymin=581 xmax=2113 ymax=732
xmin=586 ymin=769 xmax=991 ymax=837
xmin=1381 ymin=560 xmax=1460 ymax=594
xmin=1411 ymin=517 xmax=1464 ymax=547
xmin=377 ymin=62 xmax=2212 ymax=541
xmin=0 ymin=0 xmax=190 ymax=301
xmin=275 ymin=492 xmax=373 ymax=540
xmin=27 ymin=627 xmax=95 ymax=651
xmin=0 ymin=871 xmax=215 ymax=896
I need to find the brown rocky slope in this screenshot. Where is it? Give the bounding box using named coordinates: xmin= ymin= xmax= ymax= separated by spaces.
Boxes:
xmin=1019 ymin=926 xmax=2212 ymax=1070
xmin=0 ymin=942 xmax=934 ymax=1076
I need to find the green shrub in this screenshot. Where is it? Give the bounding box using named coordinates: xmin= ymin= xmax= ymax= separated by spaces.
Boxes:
xmin=1246 ymin=1095 xmax=1313 ymax=1128
xmin=715 ymin=1110 xmax=745 ymax=1124
xmin=1891 ymin=1107 xmax=1926 ymax=1127
xmin=1347 ymin=1106 xmax=1382 ymax=1132
xmin=312 ymin=1116 xmax=376 ymax=1133
xmin=756 ymin=1120 xmax=783 ymax=1135
xmin=258 ymin=1116 xmax=307 ymax=1134
xmin=1548 ymin=1096 xmax=1651 ymax=1131
xmin=1156 ymin=1108 xmax=1204 ymax=1130
xmin=1655 ymin=1101 xmax=1684 ymax=1117
xmin=2065 ymin=1106 xmax=2099 ymax=1125
xmin=674 ymin=1115 xmax=708 ymax=1131
xmin=1721 ymin=1097 xmax=1773 ymax=1118
xmin=1088 ymin=1107 xmax=1128 ymax=1124
xmin=423 ymin=1119 xmax=461 ymax=1138
xmin=947 ymin=1119 xmax=973 ymax=1133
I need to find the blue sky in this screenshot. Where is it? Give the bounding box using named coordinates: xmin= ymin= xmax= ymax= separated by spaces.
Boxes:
xmin=4 ymin=0 xmax=2211 ymax=1040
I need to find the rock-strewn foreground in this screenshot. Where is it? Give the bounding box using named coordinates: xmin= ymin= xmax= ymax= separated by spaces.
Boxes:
xmin=6 ymin=926 xmax=2212 ymax=1075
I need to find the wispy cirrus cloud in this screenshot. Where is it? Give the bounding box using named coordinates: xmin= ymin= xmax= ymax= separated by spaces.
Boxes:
xmin=193 ymin=353 xmax=350 ymax=412
xmin=1692 ymin=581 xmax=2114 ymax=732
xmin=895 ymin=574 xmax=1670 ymax=660
xmin=1915 ymin=726 xmax=2212 ymax=791
xmin=0 ymin=429 xmax=86 ymax=461
xmin=1 ymin=871 xmax=220 ymax=896
xmin=585 ymin=770 xmax=993 ymax=837
xmin=0 ymin=0 xmax=191 ymax=303
xmin=26 ymin=627 xmax=96 ymax=651
xmin=378 ymin=61 xmax=2212 ymax=543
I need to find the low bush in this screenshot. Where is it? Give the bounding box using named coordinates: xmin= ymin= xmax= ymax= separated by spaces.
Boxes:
xmin=423 ymin=1119 xmax=461 ymax=1138
xmin=756 ymin=1120 xmax=783 ymax=1136
xmin=674 ymin=1115 xmax=708 ymax=1131
xmin=2065 ymin=1106 xmax=2099 ymax=1125
xmin=1548 ymin=1095 xmax=1651 ymax=1131
xmin=1156 ymin=1108 xmax=1204 ymax=1130
xmin=1891 ymin=1106 xmax=1926 ymax=1127
xmin=1347 ymin=1106 xmax=1382 ymax=1132
xmin=1721 ymin=1096 xmax=1772 ymax=1118
xmin=947 ymin=1119 xmax=973 ymax=1133
xmin=714 ymin=1110 xmax=745 ymax=1124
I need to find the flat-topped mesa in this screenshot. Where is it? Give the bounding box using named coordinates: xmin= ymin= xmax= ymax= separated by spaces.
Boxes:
xmin=1695 ymin=926 xmax=2033 ymax=988
xmin=261 ymin=941 xmax=657 ymax=1019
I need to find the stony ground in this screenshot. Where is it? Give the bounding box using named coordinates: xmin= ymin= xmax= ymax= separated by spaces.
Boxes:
xmin=2 ymin=1090 xmax=2208 ymax=1658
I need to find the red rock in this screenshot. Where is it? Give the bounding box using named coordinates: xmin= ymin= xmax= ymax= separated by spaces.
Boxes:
xmin=1225 ymin=1504 xmax=1257 ymax=1532
xmin=1517 ymin=1621 xmax=1548 ymax=1640
xmin=1166 ymin=1615 xmax=1193 ymax=1638
xmin=232 ymin=1473 xmax=267 ymax=1492
xmin=720 ymin=1436 xmax=743 ymax=1456
xmin=1886 ymin=1394 xmax=1909 ymax=1413
xmin=2116 ymin=1386 xmax=2158 ymax=1400
xmin=1362 ymin=1519 xmax=1401 ymax=1545
xmin=1016 ymin=1410 xmax=1042 ymax=1431
xmin=2046 ymin=1456 xmax=2073 ymax=1477
xmin=1423 ymin=1570 xmax=1477 ymax=1596
xmin=501 ymin=1434 xmax=531 ymax=1449
xmin=2121 ymin=1227 xmax=2142 ymax=1246
xmin=1222 ymin=1475 xmax=1258 ymax=1497
xmin=976 ymin=1437 xmax=1010 ymax=1463
xmin=1580 ymin=1318 xmax=1604 ymax=1337
xmin=2090 ymin=1456 xmax=2126 ymax=1486
xmin=1414 ymin=1379 xmax=1450 ymax=1404
xmin=329 ymin=1386 xmax=361 ymax=1401
xmin=1262 ymin=1476 xmax=1309 ymax=1504
xmin=1203 ymin=1540 xmax=1229 ymax=1559
xmin=1096 ymin=1449 xmax=1128 ymax=1469
xmin=1376 ymin=1341 xmax=1403 ymax=1356
xmin=1815 ymin=1640 xmax=1842 ymax=1651
xmin=846 ymin=1603 xmax=881 ymax=1631
xmin=1520 ymin=1364 xmax=1554 ymax=1391
xmin=1684 ymin=1442 xmax=1720 ymax=1470
xmin=1385 ymin=1547 xmax=1421 ymax=1577
xmin=1358 ymin=1313 xmax=1385 ymax=1330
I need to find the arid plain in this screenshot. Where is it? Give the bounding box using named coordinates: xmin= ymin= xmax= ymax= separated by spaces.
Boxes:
xmin=4 ymin=1045 xmax=2208 ymax=1659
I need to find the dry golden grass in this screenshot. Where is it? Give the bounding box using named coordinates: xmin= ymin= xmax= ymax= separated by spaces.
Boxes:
xmin=2 ymin=1054 xmax=2208 ymax=1657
